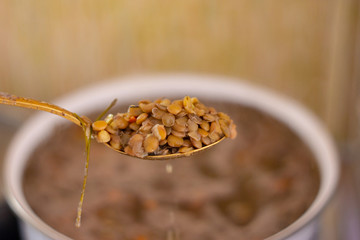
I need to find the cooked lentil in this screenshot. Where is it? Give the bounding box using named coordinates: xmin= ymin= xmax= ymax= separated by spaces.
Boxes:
xmin=91 ymin=96 xmax=237 ymax=158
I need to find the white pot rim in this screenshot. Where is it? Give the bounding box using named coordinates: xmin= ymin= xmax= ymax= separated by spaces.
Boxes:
xmin=3 ymin=73 xmax=339 ymax=240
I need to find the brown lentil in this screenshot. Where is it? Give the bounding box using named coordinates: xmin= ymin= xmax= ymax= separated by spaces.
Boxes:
xmin=198 ymin=128 xmax=209 ymax=138
xmin=165 ymin=127 xmax=172 ymax=136
xmin=160 ymin=98 xmax=171 ymax=106
xmin=136 ymin=113 xmax=148 ymax=125
xmin=97 ymin=130 xmax=111 ymax=143
xmin=179 ymin=146 xmax=194 ymax=153
xmin=188 ymin=131 xmax=201 ymax=142
xmin=201 ymin=136 xmax=211 ymax=145
xmin=144 ymin=135 xmax=159 ymax=153
xmin=188 ymin=113 xmax=202 ymax=124
xmin=128 ymin=134 xmax=145 ymax=158
xmin=155 ymin=103 xmax=168 ymax=111
xmin=219 ymin=119 xmax=231 ymax=138
xmin=190 ymin=138 xmax=202 ymax=149
xmin=167 ymin=103 xmax=182 ymax=115
xmin=200 ymin=121 xmax=210 ymax=131
xmin=129 ymin=122 xmax=140 ymax=131
xmin=162 ymin=113 xmax=175 ymax=127
xmin=109 ymin=135 xmax=121 ymax=150
xmin=209 ymin=131 xmax=221 ymax=143
xmin=139 ymin=102 xmax=156 ymax=113
xmin=210 ymin=121 xmax=222 ymax=135
xmin=187 ymin=119 xmax=198 ymax=132
xmin=92 ymin=120 xmax=108 ymax=131
xmin=152 ymin=124 xmax=167 ymax=141
xmin=182 ymin=139 xmax=192 ymax=147
xmin=176 ymin=116 xmax=188 ymax=125
xmin=218 ymin=112 xmax=231 ymax=121
xmin=112 ymin=115 xmax=129 ymax=129
xmin=92 ymin=96 xmax=237 ymax=158
xmin=152 ymin=107 xmax=166 ymax=120
xmin=203 ymin=113 xmax=218 ymax=122
xmin=183 ymin=96 xmax=195 ymax=114
xmin=105 ymin=125 xmax=117 ymax=135
xmin=167 ymin=135 xmax=184 ymax=147
xmin=171 ymin=129 xmax=186 ymax=138
xmin=128 ymin=105 xmax=143 ymax=117
xmin=172 ymin=122 xmax=187 ymax=133
xmin=176 ymin=110 xmax=188 ymax=118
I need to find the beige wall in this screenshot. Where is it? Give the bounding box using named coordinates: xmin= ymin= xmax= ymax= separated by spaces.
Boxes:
xmin=0 ymin=0 xmax=358 ymax=138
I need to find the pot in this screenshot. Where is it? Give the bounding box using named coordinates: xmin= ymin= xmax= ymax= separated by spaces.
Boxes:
xmin=3 ymin=74 xmax=339 ymax=240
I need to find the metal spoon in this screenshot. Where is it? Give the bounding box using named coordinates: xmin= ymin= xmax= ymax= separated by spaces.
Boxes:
xmin=0 ymin=92 xmax=224 ymax=160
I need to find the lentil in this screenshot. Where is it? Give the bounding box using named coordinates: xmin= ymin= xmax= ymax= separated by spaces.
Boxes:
xmin=167 ymin=135 xmax=184 ymax=147
xmin=183 ymin=96 xmax=195 ymax=114
xmin=128 ymin=105 xmax=143 ymax=117
xmin=105 ymin=125 xmax=117 ymax=135
xmin=112 ymin=115 xmax=129 ymax=129
xmin=176 ymin=110 xmax=188 ymax=118
xmin=190 ymin=138 xmax=202 ymax=149
xmin=188 ymin=113 xmax=202 ymax=124
xmin=128 ymin=134 xmax=145 ymax=158
xmin=198 ymin=128 xmax=209 ymax=138
xmin=91 ymin=96 xmax=237 ymax=158
xmin=172 ymin=122 xmax=187 ymax=132
xmin=144 ymin=135 xmax=159 ymax=153
xmin=182 ymin=139 xmax=192 ymax=147
xmin=152 ymin=107 xmax=166 ymax=119
xmin=92 ymin=120 xmax=108 ymax=131
xmin=201 ymin=136 xmax=211 ymax=145
xmin=175 ymin=116 xmax=188 ymax=126
xmin=162 ymin=113 xmax=175 ymax=127
xmin=139 ymin=102 xmax=156 ymax=113
xmin=136 ymin=113 xmax=148 ymax=125
xmin=179 ymin=146 xmax=193 ymax=153
xmin=155 ymin=103 xmax=168 ymax=111
xmin=203 ymin=113 xmax=218 ymax=122
xmin=219 ymin=119 xmax=231 ymax=138
xmin=129 ymin=122 xmax=140 ymax=131
xmin=109 ymin=135 xmax=121 ymax=150
xmin=171 ymin=129 xmax=186 ymax=138
xmin=152 ymin=124 xmax=167 ymax=141
xmin=200 ymin=121 xmax=210 ymax=131
xmin=188 ymin=131 xmax=201 ymax=142
xmin=187 ymin=119 xmax=198 ymax=132
xmin=167 ymin=103 xmax=182 ymax=115
xmin=160 ymin=98 xmax=171 ymax=106
xmin=97 ymin=130 xmax=111 ymax=143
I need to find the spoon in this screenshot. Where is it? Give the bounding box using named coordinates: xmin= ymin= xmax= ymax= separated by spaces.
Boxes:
xmin=0 ymin=92 xmax=224 ymax=160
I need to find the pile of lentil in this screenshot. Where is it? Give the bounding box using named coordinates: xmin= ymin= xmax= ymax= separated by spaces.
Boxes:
xmin=91 ymin=96 xmax=237 ymax=158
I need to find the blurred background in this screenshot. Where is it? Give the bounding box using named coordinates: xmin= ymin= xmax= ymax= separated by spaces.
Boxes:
xmin=0 ymin=0 xmax=359 ymax=239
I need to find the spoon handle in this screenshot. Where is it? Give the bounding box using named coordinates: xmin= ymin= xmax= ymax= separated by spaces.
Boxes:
xmin=0 ymin=92 xmax=83 ymax=127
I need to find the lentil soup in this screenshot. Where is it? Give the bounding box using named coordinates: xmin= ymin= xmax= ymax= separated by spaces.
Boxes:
xmin=23 ymin=101 xmax=320 ymax=240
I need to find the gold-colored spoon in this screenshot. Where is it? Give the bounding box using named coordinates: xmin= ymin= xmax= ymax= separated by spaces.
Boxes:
xmin=0 ymin=92 xmax=224 ymax=160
